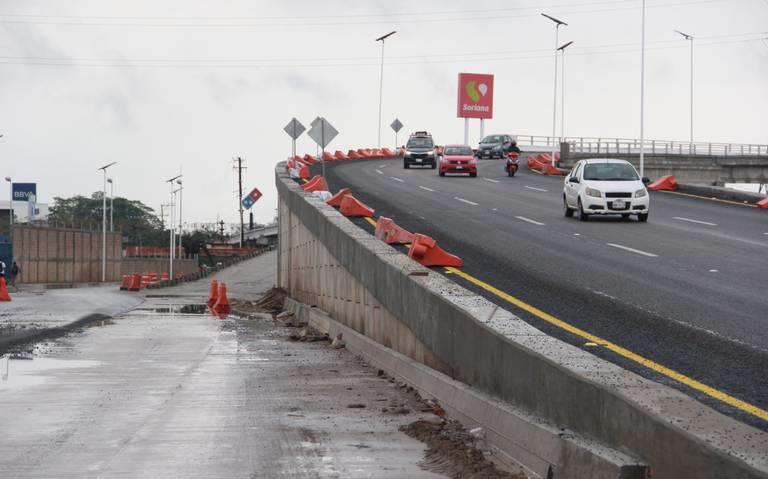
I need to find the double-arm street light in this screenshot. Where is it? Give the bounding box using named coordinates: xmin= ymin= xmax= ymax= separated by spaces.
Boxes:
xmin=166 ymin=174 xmax=182 ymax=278
xmin=542 ymin=13 xmax=568 ymax=166
xmin=376 ymin=30 xmax=397 ymax=149
xmin=674 ymin=30 xmax=694 ymax=146
xmin=97 ymin=162 xmax=117 ymax=282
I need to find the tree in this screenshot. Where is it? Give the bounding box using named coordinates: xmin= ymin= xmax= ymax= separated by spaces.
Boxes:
xmin=48 ymin=193 xmax=165 ymax=246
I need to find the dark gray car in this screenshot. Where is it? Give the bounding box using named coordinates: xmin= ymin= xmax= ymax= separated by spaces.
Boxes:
xmin=403 ymin=132 xmax=437 ymax=169
xmin=477 ymin=134 xmax=516 ymax=159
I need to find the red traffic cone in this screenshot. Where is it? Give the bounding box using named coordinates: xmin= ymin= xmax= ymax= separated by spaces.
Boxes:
xmin=212 ymin=282 xmax=231 ymax=316
xmin=0 ymin=277 xmax=12 ymax=301
xmin=207 ymin=280 xmax=219 ymax=308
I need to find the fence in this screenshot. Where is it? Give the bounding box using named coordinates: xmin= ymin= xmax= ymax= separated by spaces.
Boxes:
xmin=516 ymin=135 xmax=768 ymax=157
xmin=11 ymin=225 xmax=121 ymax=283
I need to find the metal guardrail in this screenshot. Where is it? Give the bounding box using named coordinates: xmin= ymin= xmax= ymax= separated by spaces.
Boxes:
xmin=516 ymin=135 xmax=768 ymax=156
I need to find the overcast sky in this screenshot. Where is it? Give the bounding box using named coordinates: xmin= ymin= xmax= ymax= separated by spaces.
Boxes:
xmin=1 ymin=0 xmax=766 ymax=225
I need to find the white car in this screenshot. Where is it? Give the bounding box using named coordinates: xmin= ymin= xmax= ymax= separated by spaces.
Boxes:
xmin=563 ymin=158 xmax=650 ymax=222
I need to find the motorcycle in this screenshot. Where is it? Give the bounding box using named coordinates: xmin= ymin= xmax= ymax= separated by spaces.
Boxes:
xmin=505 ymin=152 xmax=520 ymax=177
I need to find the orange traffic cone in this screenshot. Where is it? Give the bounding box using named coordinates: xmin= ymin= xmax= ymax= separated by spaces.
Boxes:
xmin=0 ymin=277 xmax=11 ymax=302
xmin=207 ymin=280 xmax=219 ymax=307
xmin=212 ymin=282 xmax=231 ymax=316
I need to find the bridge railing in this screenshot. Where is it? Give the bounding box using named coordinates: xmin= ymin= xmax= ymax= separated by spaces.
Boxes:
xmin=515 ymin=135 xmax=768 ymax=156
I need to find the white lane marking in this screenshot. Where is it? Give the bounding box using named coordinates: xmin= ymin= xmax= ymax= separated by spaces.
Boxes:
xmin=515 ymin=216 xmax=545 ymax=226
xmin=525 ymin=186 xmax=548 ymax=192
xmin=673 ymin=216 xmax=717 ymax=226
xmin=454 ymin=197 xmax=479 ymax=206
xmin=763 ymin=232 xmax=768 ymax=236
xmin=418 ymin=186 xmax=435 ymax=192
xmin=390 ymin=176 xmax=405 ymax=183
xmin=484 ymin=178 xmax=500 ymax=184
xmin=709 ymin=269 xmax=719 ymax=273
xmin=606 ymin=243 xmax=658 ymax=258
xmin=379 ymin=164 xmax=388 ymax=168
xmin=375 ymin=169 xmax=383 ymax=175
xmin=573 ymin=233 xmax=581 ymax=236
xmin=491 ymin=208 xmax=498 ymax=211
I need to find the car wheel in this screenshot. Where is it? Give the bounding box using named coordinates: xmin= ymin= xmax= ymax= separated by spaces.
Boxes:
xmin=470 ymin=172 xmax=477 ymax=177
xmin=564 ymin=196 xmax=574 ymax=217
xmin=578 ymin=199 xmax=589 ymax=222
xmin=638 ymin=212 xmax=649 ymax=222
xmin=439 ymin=170 xmax=445 ymax=177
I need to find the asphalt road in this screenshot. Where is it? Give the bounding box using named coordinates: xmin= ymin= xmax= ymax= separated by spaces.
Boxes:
xmin=323 ymin=157 xmax=768 ymax=430
xmin=0 ymin=252 xmax=452 ymax=478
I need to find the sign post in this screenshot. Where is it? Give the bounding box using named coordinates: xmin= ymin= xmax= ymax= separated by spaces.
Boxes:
xmin=457 ymin=73 xmax=494 ymax=145
xmin=307 ymin=117 xmax=339 ymax=178
xmin=283 ymin=118 xmax=306 ymax=160
xmin=390 ymin=118 xmax=404 ymax=151
xmin=241 ymin=187 xmax=263 ymax=210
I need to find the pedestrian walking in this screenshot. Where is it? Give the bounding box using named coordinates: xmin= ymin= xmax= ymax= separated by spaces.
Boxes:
xmin=0 ymin=259 xmax=6 ymax=280
xmin=9 ymin=261 xmax=20 ymax=290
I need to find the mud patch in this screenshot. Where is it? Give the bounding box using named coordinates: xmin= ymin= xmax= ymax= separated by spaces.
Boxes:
xmin=231 ymin=287 xmax=287 ymax=317
xmin=400 ymin=419 xmax=524 ymax=479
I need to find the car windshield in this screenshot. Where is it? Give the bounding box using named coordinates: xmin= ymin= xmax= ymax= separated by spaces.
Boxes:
xmin=583 ymin=163 xmax=639 ymax=181
xmin=481 ymin=136 xmax=502 ymax=144
xmin=444 ymin=146 xmax=473 ymax=156
xmin=407 ymin=137 xmax=434 ymax=149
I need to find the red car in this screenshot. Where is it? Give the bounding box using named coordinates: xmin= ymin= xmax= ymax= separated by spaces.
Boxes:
xmin=439 ymin=145 xmax=477 ymax=177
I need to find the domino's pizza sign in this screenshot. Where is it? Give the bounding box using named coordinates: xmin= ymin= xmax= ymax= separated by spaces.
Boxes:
xmin=241 ymin=187 xmax=263 ymax=210
xmin=12 ymin=183 xmax=37 ymax=201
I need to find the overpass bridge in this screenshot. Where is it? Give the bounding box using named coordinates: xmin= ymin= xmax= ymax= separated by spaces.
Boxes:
xmin=276 ymin=153 xmax=768 ymax=478
xmin=515 ymin=134 xmax=768 ymax=184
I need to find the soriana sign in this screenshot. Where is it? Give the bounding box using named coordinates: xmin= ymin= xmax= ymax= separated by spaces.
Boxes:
xmin=457 ymin=73 xmax=494 ymax=119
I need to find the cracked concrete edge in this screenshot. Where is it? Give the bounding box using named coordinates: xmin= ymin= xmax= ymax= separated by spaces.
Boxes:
xmin=285 ymin=297 xmax=648 ymax=479
xmin=276 ymin=163 xmax=768 ymax=479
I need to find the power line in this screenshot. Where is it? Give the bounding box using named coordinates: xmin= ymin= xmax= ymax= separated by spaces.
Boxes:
xmin=0 ymin=36 xmax=763 ymax=69
xmin=0 ymin=0 xmax=724 ymax=28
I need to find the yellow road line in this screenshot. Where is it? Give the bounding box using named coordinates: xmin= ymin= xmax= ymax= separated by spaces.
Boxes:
xmin=364 ymin=217 xmax=377 ymax=227
xmin=301 ymin=178 xmax=309 ymax=184
xmin=658 ymin=190 xmax=758 ymax=208
xmin=444 ymin=266 xmax=768 ymax=422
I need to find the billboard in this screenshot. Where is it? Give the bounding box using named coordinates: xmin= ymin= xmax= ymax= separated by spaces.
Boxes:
xmin=457 ymin=73 xmax=494 ymax=119
xmin=12 ymin=183 xmax=36 ymax=202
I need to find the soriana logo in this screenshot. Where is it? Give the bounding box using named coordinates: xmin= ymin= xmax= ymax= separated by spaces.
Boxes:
xmin=457 ymin=73 xmax=494 ymax=119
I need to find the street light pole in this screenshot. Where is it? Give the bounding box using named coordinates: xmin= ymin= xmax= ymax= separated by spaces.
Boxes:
xmin=639 ymin=0 xmax=646 ymax=178
xmin=177 ymin=179 xmax=183 ymax=259
xmin=542 ymin=14 xmax=567 ymax=166
xmin=376 ymin=30 xmax=397 ymax=149
xmin=166 ymin=174 xmax=182 ymax=278
xmin=558 ymin=41 xmax=574 ymax=142
xmin=97 ymin=162 xmax=117 ymax=282
xmin=675 ymin=30 xmax=694 ymax=146
xmin=107 ymin=178 xmax=114 ymax=232
xmin=4 ymin=177 xmax=11 ymax=229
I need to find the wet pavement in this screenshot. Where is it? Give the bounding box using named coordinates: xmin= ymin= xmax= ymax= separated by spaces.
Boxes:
xmin=0 ymin=252 xmax=455 ymax=478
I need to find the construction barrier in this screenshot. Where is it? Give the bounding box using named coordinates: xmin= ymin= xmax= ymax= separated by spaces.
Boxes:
xmin=0 ymin=277 xmax=11 ymax=301
xmin=339 ymin=195 xmax=375 ymax=218
xmin=302 ymin=175 xmax=329 ymax=193
xmin=322 ymin=151 xmax=335 ymax=162
xmin=119 ymin=275 xmax=131 ymax=290
xmin=647 ymin=175 xmax=679 ymax=191
xmin=757 ymin=197 xmax=768 ymax=209
xmin=298 ymin=165 xmax=310 ymax=179
xmin=303 ymin=154 xmax=319 ymax=165
xmin=407 ymin=234 xmax=463 ymax=267
xmin=207 ymin=280 xmax=219 ymax=308
xmin=381 ymin=147 xmax=395 ymax=157
xmin=128 ymin=273 xmax=142 ymax=291
xmin=161 ymin=272 xmax=170 ymax=281
xmin=212 ymin=282 xmax=231 ymax=316
xmin=374 ymin=216 xmax=414 ymax=245
xmin=326 ymin=188 xmax=352 ymax=208
xmin=334 ymin=150 xmax=348 ymax=161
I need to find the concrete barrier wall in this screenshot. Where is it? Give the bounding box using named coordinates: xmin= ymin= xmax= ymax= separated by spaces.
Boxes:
xmin=276 ymin=164 xmax=767 ymax=479
xmin=121 ymin=258 xmax=198 ymax=277
xmin=12 ymin=225 xmax=121 ymax=283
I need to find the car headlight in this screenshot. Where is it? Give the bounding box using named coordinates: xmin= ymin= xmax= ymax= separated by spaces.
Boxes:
xmin=404 ymin=150 xmax=412 ymax=156
xmin=635 ymin=188 xmax=647 ymax=198
xmin=585 ymin=187 xmax=602 ymax=198
xmin=427 ymin=151 xmax=435 ymax=156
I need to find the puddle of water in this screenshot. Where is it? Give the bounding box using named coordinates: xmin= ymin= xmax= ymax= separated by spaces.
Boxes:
xmin=0 ymin=356 xmax=101 ymax=392
xmin=136 ymin=304 xmax=209 ymax=315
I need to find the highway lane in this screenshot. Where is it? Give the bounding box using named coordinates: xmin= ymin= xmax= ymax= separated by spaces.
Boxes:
xmin=323 ymin=158 xmax=768 ymax=430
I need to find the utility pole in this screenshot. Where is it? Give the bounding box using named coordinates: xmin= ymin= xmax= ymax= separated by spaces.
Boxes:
xmin=219 ymin=219 xmax=225 ymax=239
xmin=234 ymin=157 xmax=246 ymax=247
